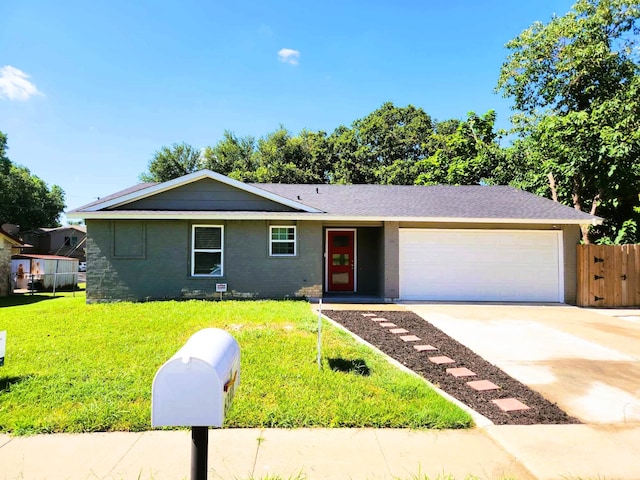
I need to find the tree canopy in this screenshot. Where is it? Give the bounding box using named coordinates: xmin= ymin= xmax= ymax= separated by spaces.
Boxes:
xmin=497 ymin=0 xmax=640 ymax=243
xmin=139 ymin=0 xmax=640 ymax=244
xmin=0 ymin=132 xmax=66 ymax=231
xmin=139 ymin=142 xmax=204 ymax=182
xmin=141 ymin=103 xmax=504 ymax=188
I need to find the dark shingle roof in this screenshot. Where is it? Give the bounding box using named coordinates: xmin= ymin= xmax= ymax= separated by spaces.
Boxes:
xmin=252 ymin=184 xmax=599 ymax=221
xmin=68 ymin=173 xmax=601 ymax=223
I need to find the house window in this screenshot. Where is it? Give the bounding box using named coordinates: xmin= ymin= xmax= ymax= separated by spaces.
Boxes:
xmin=192 ymin=225 xmax=223 ymax=276
xmin=270 ymin=226 xmax=296 ymax=256
xmin=64 ymin=236 xmax=78 ymax=246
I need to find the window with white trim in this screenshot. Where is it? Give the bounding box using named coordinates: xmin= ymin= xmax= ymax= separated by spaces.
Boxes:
xmin=269 ymin=226 xmax=296 ymax=256
xmin=192 ymin=225 xmax=223 ymax=276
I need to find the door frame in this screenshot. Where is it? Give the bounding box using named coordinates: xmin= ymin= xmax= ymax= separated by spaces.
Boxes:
xmin=325 ymin=228 xmax=357 ymax=293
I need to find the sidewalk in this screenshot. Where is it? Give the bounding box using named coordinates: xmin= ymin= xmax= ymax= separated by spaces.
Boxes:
xmin=0 ymin=428 xmax=534 ymax=480
xmin=4 ymin=424 xmax=640 ymax=480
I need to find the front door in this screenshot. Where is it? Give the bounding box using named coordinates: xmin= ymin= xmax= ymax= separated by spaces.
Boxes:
xmin=326 ymin=230 xmax=355 ymax=292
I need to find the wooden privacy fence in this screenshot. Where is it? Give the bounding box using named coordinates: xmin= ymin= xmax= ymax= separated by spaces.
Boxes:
xmin=577 ymin=244 xmax=640 ymax=307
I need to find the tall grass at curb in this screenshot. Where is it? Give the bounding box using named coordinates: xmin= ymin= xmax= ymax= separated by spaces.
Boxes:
xmin=0 ymin=294 xmax=471 ymax=434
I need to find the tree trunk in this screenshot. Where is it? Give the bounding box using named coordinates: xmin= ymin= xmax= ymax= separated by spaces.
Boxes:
xmin=547 ymin=173 xmax=558 ymax=202
xmin=572 ymin=175 xmax=602 ymax=244
xmin=572 ymin=175 xmax=590 ymax=244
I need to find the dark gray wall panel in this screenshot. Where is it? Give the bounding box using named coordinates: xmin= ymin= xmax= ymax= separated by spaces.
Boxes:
xmin=115 ymin=178 xmax=296 ymax=212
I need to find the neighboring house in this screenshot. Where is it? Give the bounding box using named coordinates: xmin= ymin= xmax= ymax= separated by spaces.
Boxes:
xmin=21 ymin=225 xmax=86 ymax=260
xmin=0 ymin=228 xmax=26 ymax=296
xmin=66 ymin=170 xmax=602 ymax=304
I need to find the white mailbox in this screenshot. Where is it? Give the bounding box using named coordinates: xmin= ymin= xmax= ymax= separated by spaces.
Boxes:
xmin=152 ymin=328 xmax=240 ymax=428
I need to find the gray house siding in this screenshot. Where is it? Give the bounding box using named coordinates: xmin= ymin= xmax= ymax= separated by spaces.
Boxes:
xmin=86 ymin=219 xmax=322 ymax=302
xmin=562 ymin=224 xmax=581 ymax=305
xmin=114 ymin=178 xmax=297 ymax=212
xmin=355 ymin=227 xmax=383 ymax=296
xmin=383 ymin=222 xmax=400 ymax=300
xmin=223 ymin=220 xmax=323 ymax=299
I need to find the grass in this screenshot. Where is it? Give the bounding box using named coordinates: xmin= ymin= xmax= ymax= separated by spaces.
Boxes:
xmin=0 ymin=292 xmax=472 ymax=435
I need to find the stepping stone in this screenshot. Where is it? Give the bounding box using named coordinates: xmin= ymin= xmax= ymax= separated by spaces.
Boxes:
xmin=400 ymin=335 xmax=421 ymax=342
xmin=414 ymin=344 xmax=438 ymax=352
xmin=362 ymin=313 xmax=377 ymax=317
xmin=466 ymin=380 xmax=500 ymax=391
xmin=370 ymin=317 xmax=387 ymax=322
xmin=379 ymin=322 xmax=396 ymax=327
xmin=446 ymin=367 xmax=476 ymax=377
xmin=492 ymin=398 xmax=530 ymax=412
xmin=429 ymin=356 xmax=455 ymax=364
xmin=389 ymin=328 xmax=409 ymax=334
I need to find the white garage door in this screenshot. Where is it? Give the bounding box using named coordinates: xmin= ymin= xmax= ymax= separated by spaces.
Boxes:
xmin=399 ymin=229 xmax=563 ymax=302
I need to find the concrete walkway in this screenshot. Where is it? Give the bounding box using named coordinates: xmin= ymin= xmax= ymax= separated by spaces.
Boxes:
xmin=0 ymin=428 xmax=534 ymax=480
xmin=2 ymin=304 xmax=640 ymax=479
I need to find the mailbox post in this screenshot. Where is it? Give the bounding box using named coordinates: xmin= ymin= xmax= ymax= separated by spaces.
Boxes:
xmin=152 ymin=328 xmax=240 ymax=480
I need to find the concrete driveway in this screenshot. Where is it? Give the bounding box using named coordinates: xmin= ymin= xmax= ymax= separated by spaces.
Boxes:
xmin=402 ymin=303 xmax=640 ymax=480
xmin=403 ymin=303 xmax=640 ymax=424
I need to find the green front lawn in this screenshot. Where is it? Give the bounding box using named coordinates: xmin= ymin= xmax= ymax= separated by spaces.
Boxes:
xmin=0 ymin=292 xmax=471 ymax=434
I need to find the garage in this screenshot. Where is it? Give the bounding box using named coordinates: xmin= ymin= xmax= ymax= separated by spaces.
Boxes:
xmin=399 ymin=229 xmax=563 ymax=302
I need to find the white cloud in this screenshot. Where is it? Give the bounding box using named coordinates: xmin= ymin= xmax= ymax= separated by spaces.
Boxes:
xmin=0 ymin=65 xmax=43 ymax=101
xmin=278 ymin=48 xmax=300 ymax=65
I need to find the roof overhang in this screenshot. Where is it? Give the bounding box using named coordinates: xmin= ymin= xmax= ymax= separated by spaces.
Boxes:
xmin=0 ymin=231 xmax=25 ymax=246
xmin=80 ymin=170 xmax=322 ymax=213
xmin=66 ymin=210 xmax=603 ymax=225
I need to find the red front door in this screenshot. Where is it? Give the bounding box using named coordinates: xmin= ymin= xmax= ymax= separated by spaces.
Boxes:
xmin=327 ymin=230 xmax=355 ymax=292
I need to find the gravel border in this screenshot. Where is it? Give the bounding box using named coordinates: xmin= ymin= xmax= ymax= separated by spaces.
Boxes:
xmin=324 ymin=310 xmax=580 ymax=426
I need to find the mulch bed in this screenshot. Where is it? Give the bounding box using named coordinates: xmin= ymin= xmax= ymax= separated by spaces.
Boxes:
xmin=323 ymin=309 xmax=580 ymax=426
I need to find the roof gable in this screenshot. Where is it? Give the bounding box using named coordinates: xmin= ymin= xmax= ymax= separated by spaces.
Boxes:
xmin=0 ymin=229 xmax=25 ymax=246
xmin=79 ymin=170 xmax=321 ymax=213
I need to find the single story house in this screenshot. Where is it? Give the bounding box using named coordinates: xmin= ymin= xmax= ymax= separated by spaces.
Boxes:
xmin=67 ymin=170 xmax=601 ymax=304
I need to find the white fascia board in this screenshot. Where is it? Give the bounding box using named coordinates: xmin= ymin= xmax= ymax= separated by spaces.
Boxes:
xmin=67 ymin=211 xmax=603 ymax=225
xmin=83 ymin=170 xmax=322 ymax=213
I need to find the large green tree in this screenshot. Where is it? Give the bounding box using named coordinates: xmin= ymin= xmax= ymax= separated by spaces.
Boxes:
xmin=497 ymin=0 xmax=640 ymax=243
xmin=138 ymin=103 xmax=504 ymax=188
xmin=253 ymin=127 xmax=327 ymax=184
xmin=413 ymin=111 xmax=505 ymax=186
xmin=335 ymin=102 xmax=435 ymax=184
xmin=139 ymin=142 xmax=203 ymax=182
xmin=0 ymin=132 xmax=66 ymax=230
xmin=201 ymin=131 xmax=258 ymax=181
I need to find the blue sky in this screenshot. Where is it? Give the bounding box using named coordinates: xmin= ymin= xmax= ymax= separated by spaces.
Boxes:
xmin=1 ymin=0 xmax=576 ymax=221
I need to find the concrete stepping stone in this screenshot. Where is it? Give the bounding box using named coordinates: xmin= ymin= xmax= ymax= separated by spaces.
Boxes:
xmin=428 ymin=355 xmax=455 ymax=364
xmin=362 ymin=313 xmax=377 ymax=317
xmin=379 ymin=322 xmax=396 ymax=327
xmin=466 ymin=379 xmax=500 ymax=391
xmin=389 ymin=328 xmax=409 ymax=334
xmin=400 ymin=335 xmax=421 ymax=342
xmin=446 ymin=367 xmax=476 ymax=377
xmin=492 ymin=398 xmax=530 ymax=412
xmin=370 ymin=317 xmax=387 ymax=322
xmin=413 ymin=344 xmax=437 ymax=352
